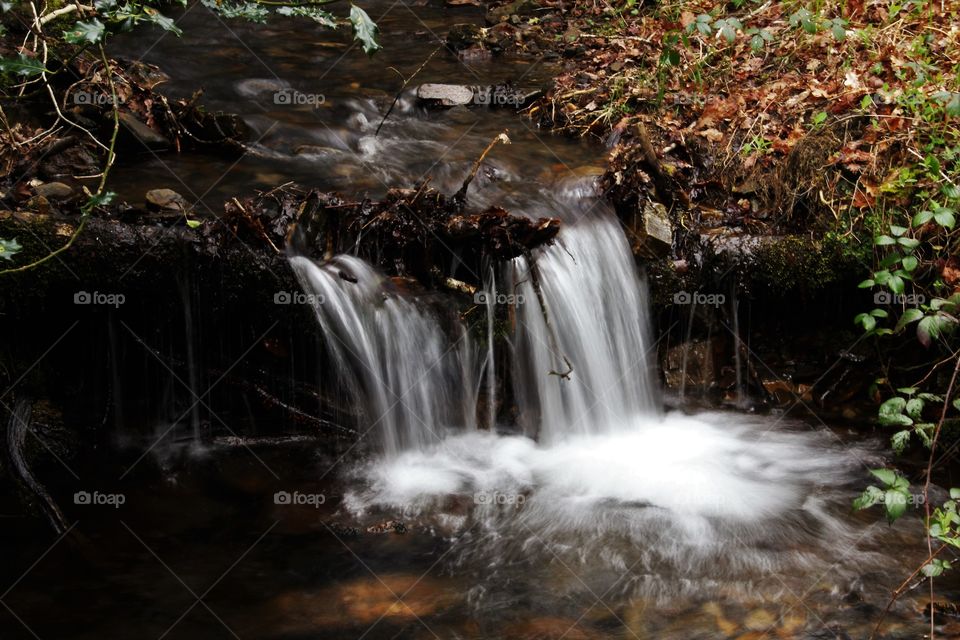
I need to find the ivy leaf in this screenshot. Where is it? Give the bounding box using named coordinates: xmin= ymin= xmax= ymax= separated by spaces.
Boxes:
xmin=349 ymin=4 xmax=380 ymax=55
xmin=64 ymin=18 xmax=106 ymax=44
xmin=0 ymin=54 xmax=47 ymax=76
xmin=0 ymin=237 xmax=22 ymax=261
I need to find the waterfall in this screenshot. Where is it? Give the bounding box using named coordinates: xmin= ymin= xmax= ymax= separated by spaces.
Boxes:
xmin=291 ymin=211 xmax=658 ymax=451
xmin=290 ymin=255 xmax=479 ymax=456
xmin=507 ymin=216 xmax=660 ymax=443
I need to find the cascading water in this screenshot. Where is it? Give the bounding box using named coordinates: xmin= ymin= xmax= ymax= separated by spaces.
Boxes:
xmin=290 ymin=254 xmax=479 ymax=456
xmin=288 ymin=189 xmax=906 ymax=610
xmin=507 ymin=217 xmax=660 ymax=442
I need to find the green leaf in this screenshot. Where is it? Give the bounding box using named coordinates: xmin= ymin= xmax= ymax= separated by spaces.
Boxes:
xmin=950 ymin=488 xmax=960 ymax=499
xmin=63 ymin=18 xmax=106 ymax=44
xmin=201 ymin=0 xmax=270 ymax=22
xmin=884 ymin=489 xmax=907 ymax=522
xmin=875 ymin=235 xmax=896 ymax=246
xmin=276 ymin=4 xmax=337 ymax=27
xmin=921 ymin=561 xmax=944 ymax=577
xmin=889 ymin=224 xmax=908 ymax=237
xmin=891 ymin=429 xmax=911 ymax=454
xmin=905 ymin=398 xmax=924 ymax=420
xmin=0 ymin=54 xmax=47 ymax=76
xmin=934 ymin=207 xmax=956 ymax=229
xmin=853 ymin=485 xmax=883 ymax=510
xmin=855 ymin=312 xmax=876 ymax=332
xmin=888 ymin=274 xmax=905 ymax=294
xmin=917 ymin=313 xmax=956 ymax=347
xmin=349 ymin=4 xmax=380 ymax=55
xmin=870 ymin=468 xmax=898 ymax=487
xmin=901 ymin=256 xmax=918 ymax=272
xmin=913 ymin=209 xmax=935 ymax=226
xmin=897 ymin=237 xmax=920 ymax=250
xmin=0 ymin=237 xmax=22 ymax=261
xmin=895 ymin=307 xmax=924 ymax=331
xmin=185 ymin=219 xmax=201 ymax=229
xmin=143 ymin=7 xmax=183 ymax=35
xmin=858 ymin=279 xmax=875 ymax=288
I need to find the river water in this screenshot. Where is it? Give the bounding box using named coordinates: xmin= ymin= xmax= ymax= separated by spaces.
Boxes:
xmin=0 ymin=1 xmax=953 ymax=639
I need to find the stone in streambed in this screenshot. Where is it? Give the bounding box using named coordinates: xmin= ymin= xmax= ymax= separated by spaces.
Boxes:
xmin=417 ymin=83 xmax=476 ymax=107
xmin=33 ymin=182 xmax=73 ymax=200
xmin=641 ymin=200 xmax=673 ymax=255
xmin=119 ymin=111 xmax=168 ymax=148
xmin=146 ymin=188 xmax=188 ymax=213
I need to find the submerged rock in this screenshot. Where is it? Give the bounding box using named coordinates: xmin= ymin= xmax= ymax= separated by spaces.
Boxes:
xmin=417 ymin=83 xmax=476 ymax=106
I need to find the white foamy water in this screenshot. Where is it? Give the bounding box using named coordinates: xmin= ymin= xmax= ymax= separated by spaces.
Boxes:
xmin=341 ymin=410 xmax=890 ymax=602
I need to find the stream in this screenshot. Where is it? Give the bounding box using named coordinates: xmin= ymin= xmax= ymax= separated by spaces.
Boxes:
xmin=0 ymin=1 xmax=951 ymax=639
